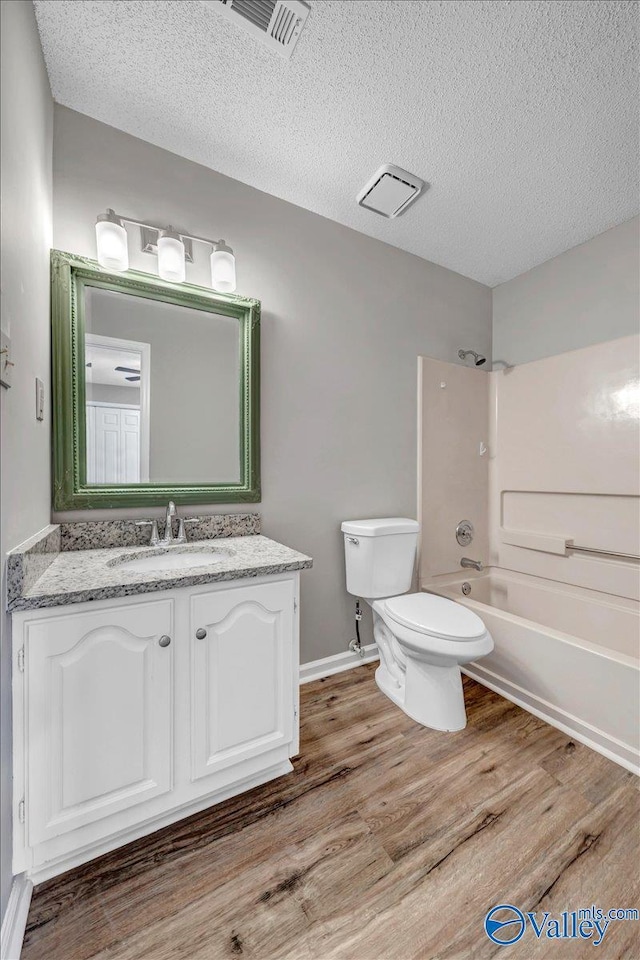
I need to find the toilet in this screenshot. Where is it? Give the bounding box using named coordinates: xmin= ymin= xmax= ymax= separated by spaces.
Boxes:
xmin=342 ymin=518 xmax=493 ymax=731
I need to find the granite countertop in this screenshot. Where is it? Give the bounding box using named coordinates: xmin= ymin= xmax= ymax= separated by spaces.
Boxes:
xmin=8 ymin=535 xmax=313 ymax=612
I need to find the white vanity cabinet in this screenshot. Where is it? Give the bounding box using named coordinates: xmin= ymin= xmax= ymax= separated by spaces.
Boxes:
xmin=12 ymin=572 xmax=300 ymax=883
xmin=24 ymin=598 xmax=174 ymax=849
xmin=190 ymin=580 xmax=295 ymax=782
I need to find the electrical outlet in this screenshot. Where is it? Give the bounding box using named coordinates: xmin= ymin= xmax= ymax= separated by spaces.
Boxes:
xmin=35 ymin=377 xmax=45 ymax=420
xmin=0 ymin=330 xmax=13 ymax=388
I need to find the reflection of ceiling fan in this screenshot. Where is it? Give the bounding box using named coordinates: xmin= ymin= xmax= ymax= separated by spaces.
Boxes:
xmin=114 ymin=365 xmax=140 ymax=383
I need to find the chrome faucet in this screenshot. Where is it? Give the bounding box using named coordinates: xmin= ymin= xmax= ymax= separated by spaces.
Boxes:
xmin=136 ymin=503 xmax=199 ymax=546
xmin=460 ymin=557 xmax=484 ymax=571
xmin=137 ymin=502 xmax=177 ymax=547
xmin=163 ymin=501 xmax=177 ymax=544
xmin=161 ymin=502 xmax=200 ymax=545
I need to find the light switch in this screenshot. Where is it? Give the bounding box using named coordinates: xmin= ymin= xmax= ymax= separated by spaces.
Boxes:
xmin=35 ymin=377 xmax=45 ymax=420
xmin=0 ymin=330 xmax=12 ymax=388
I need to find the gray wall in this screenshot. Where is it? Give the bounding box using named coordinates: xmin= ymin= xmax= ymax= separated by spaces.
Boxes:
xmin=0 ymin=0 xmax=53 ymax=922
xmin=52 ymin=105 xmax=492 ymax=666
xmin=493 ymin=216 xmax=640 ymax=365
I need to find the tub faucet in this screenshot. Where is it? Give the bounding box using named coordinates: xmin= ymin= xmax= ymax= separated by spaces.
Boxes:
xmin=461 ymin=557 xmax=483 ymax=571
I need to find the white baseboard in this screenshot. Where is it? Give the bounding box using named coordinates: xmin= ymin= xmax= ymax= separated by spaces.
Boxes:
xmin=300 ymin=643 xmax=379 ymax=684
xmin=463 ymin=664 xmax=640 ymax=776
xmin=0 ymin=875 xmax=32 ymax=960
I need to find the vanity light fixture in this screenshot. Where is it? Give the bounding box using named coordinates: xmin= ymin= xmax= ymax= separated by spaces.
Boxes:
xmin=157 ymin=228 xmax=186 ymax=283
xmin=210 ymin=241 xmax=236 ymax=293
xmin=94 ymin=210 xmax=237 ymax=292
xmin=95 ymin=210 xmax=129 ymax=273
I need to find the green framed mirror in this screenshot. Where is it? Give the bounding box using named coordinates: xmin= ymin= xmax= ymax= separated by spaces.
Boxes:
xmin=51 ymin=250 xmax=260 ymax=510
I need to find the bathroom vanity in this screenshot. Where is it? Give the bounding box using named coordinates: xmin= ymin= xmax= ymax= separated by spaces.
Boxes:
xmin=8 ymin=525 xmax=312 ymax=883
xmin=4 ymin=254 xmax=315 ymax=884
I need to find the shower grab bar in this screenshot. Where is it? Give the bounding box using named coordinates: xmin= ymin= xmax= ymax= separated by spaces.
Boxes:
xmin=567 ymin=544 xmax=640 ymax=562
xmin=500 ymin=529 xmax=639 ymax=561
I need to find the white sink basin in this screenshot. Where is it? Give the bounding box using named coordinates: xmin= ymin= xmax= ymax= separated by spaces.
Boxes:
xmin=112 ymin=546 xmax=231 ymax=573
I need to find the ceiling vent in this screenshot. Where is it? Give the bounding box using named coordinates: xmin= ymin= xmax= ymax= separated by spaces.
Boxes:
xmin=200 ymin=0 xmax=310 ymax=58
xmin=357 ymin=164 xmax=426 ymax=218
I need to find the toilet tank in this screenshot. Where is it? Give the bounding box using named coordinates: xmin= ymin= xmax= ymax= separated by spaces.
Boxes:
xmin=342 ymin=518 xmax=419 ymax=599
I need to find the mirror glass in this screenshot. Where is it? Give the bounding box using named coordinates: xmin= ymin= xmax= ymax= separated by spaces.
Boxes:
xmin=83 ymin=287 xmax=241 ymax=485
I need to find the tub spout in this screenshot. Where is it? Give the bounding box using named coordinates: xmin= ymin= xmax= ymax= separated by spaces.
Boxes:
xmin=461 ymin=557 xmax=483 ymax=571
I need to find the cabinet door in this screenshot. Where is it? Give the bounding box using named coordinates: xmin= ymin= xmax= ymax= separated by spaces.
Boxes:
xmin=26 ymin=598 xmax=173 ymax=846
xmin=190 ymin=580 xmax=294 ymax=782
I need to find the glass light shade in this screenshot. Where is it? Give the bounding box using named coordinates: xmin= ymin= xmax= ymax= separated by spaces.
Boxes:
xmin=210 ymin=245 xmax=236 ymax=292
xmin=95 ymin=216 xmax=129 ymax=272
xmin=157 ymin=233 xmax=186 ymax=283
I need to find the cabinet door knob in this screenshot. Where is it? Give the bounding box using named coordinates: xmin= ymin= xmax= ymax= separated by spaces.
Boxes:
xmin=158 ymin=635 xmax=171 ymax=648
xmin=195 ymin=627 xmax=207 ymax=640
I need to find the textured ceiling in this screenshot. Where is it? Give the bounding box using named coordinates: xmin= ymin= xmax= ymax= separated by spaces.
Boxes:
xmin=34 ymin=0 xmax=639 ymax=285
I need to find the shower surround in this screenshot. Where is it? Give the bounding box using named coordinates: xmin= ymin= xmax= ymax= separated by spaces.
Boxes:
xmin=418 ymin=335 xmax=640 ymax=772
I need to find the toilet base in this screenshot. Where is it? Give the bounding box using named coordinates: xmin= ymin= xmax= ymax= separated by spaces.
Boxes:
xmin=375 ymin=659 xmax=467 ymax=732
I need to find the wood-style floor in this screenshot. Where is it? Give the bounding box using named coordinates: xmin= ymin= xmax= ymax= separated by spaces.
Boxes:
xmin=23 ymin=666 xmax=639 ymax=960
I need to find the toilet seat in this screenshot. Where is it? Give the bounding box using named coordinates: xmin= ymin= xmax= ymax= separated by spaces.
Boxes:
xmin=383 ymin=592 xmax=486 ymax=642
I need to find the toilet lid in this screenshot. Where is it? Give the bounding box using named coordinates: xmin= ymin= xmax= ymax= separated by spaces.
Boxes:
xmin=384 ymin=593 xmax=487 ymax=641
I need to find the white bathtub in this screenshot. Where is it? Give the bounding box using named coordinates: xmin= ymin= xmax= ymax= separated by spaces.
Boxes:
xmin=428 ymin=569 xmax=640 ymax=774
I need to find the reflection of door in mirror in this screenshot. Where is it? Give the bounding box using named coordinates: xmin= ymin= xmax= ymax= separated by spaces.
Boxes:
xmin=85 ymin=334 xmax=151 ymax=483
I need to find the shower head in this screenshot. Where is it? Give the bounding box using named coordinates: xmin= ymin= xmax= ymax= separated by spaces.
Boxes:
xmin=458 ymin=349 xmax=486 ymax=367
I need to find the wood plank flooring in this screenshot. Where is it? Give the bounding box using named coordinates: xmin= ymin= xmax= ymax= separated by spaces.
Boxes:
xmin=23 ymin=666 xmax=640 ymax=960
